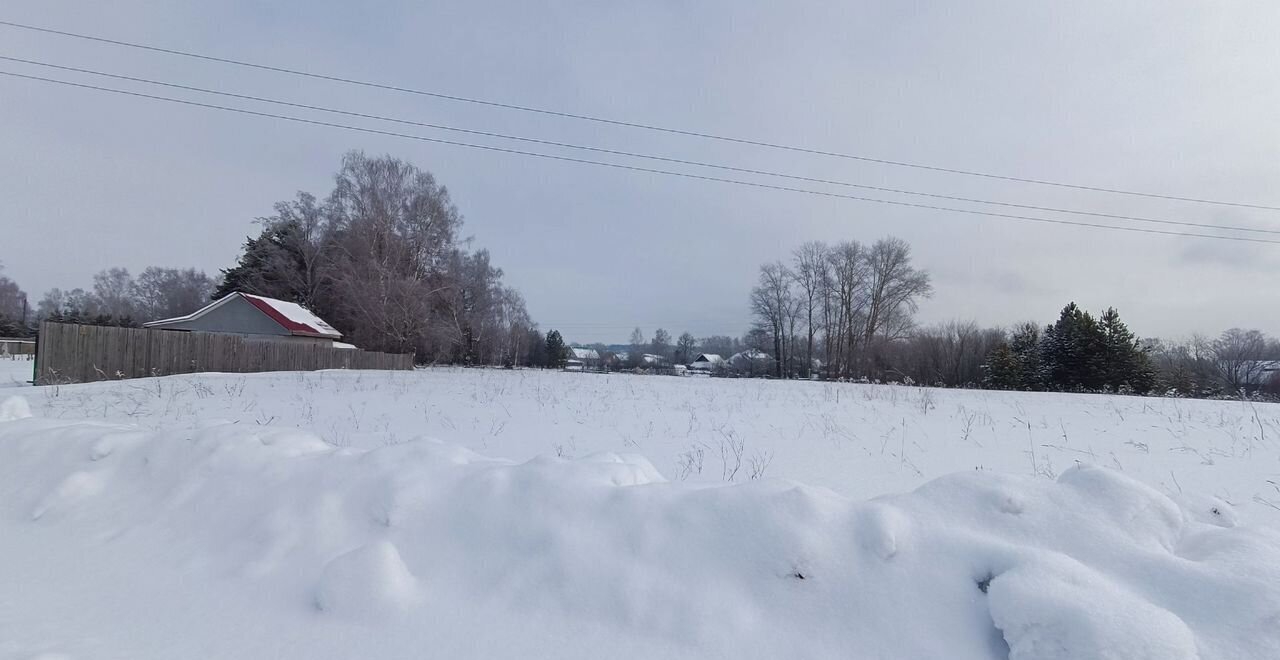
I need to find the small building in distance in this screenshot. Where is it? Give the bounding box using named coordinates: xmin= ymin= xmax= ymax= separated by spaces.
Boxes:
xmin=605 ymin=351 xmax=670 ymax=371
xmin=143 ymin=292 xmax=344 ymax=346
xmin=729 ymin=349 xmax=774 ymax=376
xmin=641 ymin=353 xmax=669 ymax=368
xmin=687 ymin=353 xmax=725 ymax=375
xmin=0 ymin=338 xmax=36 ymax=357
xmin=565 ymin=347 xmax=601 ymax=371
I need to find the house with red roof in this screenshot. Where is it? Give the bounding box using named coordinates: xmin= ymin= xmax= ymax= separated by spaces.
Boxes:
xmin=143 ymin=292 xmax=348 ymax=347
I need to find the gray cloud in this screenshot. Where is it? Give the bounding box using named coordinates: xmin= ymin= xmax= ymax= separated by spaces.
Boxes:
xmin=2 ymin=1 xmax=1279 ymax=343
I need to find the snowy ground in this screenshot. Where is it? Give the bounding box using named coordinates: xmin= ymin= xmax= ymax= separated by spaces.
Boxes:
xmin=2 ymin=368 xmax=1279 ymax=659
xmin=0 ymin=355 xmax=34 ymax=388
xmin=18 ymin=368 xmax=1280 ymax=517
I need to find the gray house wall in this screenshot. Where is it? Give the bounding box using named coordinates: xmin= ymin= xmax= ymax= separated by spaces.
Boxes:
xmin=154 ymin=297 xmax=288 ymax=336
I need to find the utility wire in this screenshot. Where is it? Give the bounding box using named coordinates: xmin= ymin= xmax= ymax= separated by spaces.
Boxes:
xmin=3 ymin=55 xmax=1276 ymax=237
xmin=3 ymin=18 xmax=1278 ymax=213
xmin=4 ymin=69 xmax=1280 ymax=246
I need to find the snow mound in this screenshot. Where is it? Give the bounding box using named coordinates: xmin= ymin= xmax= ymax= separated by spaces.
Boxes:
xmin=314 ymin=541 xmax=422 ymax=618
xmin=0 ymin=394 xmax=31 ymax=421
xmin=0 ymin=417 xmax=1278 ymax=659
xmin=988 ymin=556 xmax=1199 ymax=660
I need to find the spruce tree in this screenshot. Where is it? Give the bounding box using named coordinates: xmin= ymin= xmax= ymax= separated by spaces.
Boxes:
xmin=1099 ymin=307 xmax=1154 ymax=394
xmin=982 ymin=343 xmax=1021 ymax=389
xmin=214 ymin=219 xmax=309 ymax=302
xmin=1042 ymin=302 xmax=1107 ymax=391
xmin=544 ymin=330 xmax=567 ymax=368
xmin=1009 ymin=322 xmax=1042 ymax=390
xmin=524 ymin=329 xmax=547 ymax=368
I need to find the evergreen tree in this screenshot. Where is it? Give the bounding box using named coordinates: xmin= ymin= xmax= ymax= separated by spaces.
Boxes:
xmin=1098 ymin=307 xmax=1154 ymax=393
xmin=1041 ymin=302 xmax=1107 ymax=391
xmin=982 ymin=343 xmax=1022 ymax=389
xmin=523 ymin=328 xmax=547 ymax=368
xmin=982 ymin=322 xmax=1043 ymax=390
xmin=1009 ymin=322 xmax=1042 ymax=390
xmin=214 ymin=219 xmax=310 ymax=303
xmin=544 ymin=330 xmax=567 ymax=368
xmin=1129 ymin=349 xmax=1156 ymax=394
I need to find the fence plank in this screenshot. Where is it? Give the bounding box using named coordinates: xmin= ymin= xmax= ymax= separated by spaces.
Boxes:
xmin=34 ymin=322 xmax=413 ymax=384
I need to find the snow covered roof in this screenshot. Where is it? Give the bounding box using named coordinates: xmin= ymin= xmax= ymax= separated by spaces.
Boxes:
xmin=691 ymin=354 xmax=724 ymax=364
xmin=143 ymin=292 xmax=342 ymax=339
xmin=730 ymin=349 xmax=771 ymax=362
xmin=568 ymin=347 xmax=600 ymax=360
xmin=607 ymin=352 xmax=666 ymax=365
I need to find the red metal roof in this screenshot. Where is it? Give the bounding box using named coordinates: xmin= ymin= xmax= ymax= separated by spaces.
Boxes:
xmin=241 ymin=295 xmax=339 ymax=338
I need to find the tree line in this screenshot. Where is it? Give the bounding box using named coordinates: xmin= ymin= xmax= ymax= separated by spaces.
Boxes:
xmin=982 ymin=303 xmax=1154 ymax=393
xmin=747 ymin=237 xmax=934 ymax=379
xmin=6 ymin=150 xmax=1278 ymax=394
xmin=586 ymin=237 xmax=1276 ymax=399
xmin=37 ymin=267 xmax=217 ymax=328
xmin=5 ymin=152 xmax=539 ymax=366
xmin=0 ymin=262 xmax=217 ymax=336
xmin=0 ymin=264 xmax=32 ymax=337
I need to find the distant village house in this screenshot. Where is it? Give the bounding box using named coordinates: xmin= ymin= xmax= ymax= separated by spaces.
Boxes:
xmin=565 ymin=347 xmax=601 ymax=370
xmin=688 ymin=353 xmax=725 ymax=374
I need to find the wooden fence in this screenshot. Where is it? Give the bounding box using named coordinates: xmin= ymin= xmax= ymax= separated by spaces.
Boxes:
xmin=34 ymin=322 xmax=413 ymax=385
xmin=0 ymin=338 xmax=36 ymax=356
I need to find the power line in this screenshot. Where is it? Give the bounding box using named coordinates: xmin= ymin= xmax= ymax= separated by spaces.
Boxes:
xmin=3 ymin=18 xmax=1278 ymax=213
xmin=4 ymin=69 xmax=1280 ymax=247
xmin=4 ymin=55 xmax=1277 ymax=238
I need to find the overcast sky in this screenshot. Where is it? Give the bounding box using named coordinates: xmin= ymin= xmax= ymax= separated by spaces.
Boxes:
xmin=2 ymin=2 xmax=1278 ymax=344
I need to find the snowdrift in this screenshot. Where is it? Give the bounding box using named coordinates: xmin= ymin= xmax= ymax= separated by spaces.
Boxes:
xmin=1 ymin=395 xmax=1278 ymax=660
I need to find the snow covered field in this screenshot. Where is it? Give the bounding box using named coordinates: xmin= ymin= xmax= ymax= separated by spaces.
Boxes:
xmin=0 ymin=356 xmax=33 ymax=388
xmin=2 ymin=368 xmax=1279 ymax=659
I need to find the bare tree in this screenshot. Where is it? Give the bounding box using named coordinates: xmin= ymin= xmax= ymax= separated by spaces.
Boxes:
xmin=37 ymin=288 xmax=100 ymax=320
xmin=440 ymin=249 xmax=507 ymax=364
xmin=35 ymin=288 xmax=67 ymax=320
xmin=650 ymin=328 xmax=673 ymax=361
xmin=750 ymin=262 xmax=796 ymax=378
xmin=628 ymin=327 xmax=645 ymax=368
xmin=0 ymin=273 xmax=25 ymax=321
xmin=208 ymin=151 xmax=537 ymax=364
xmin=675 ymin=331 xmax=697 ymax=364
xmin=827 ymin=241 xmax=869 ymax=378
xmin=133 ymin=267 xmax=215 ymax=321
xmin=323 ymin=152 xmax=463 ymax=354
xmin=0 ymin=265 xmax=29 ymax=334
xmin=263 ymin=192 xmax=334 ymax=307
xmin=1212 ymin=328 xmax=1270 ymax=393
xmin=699 ymin=335 xmax=740 ymax=361
xmin=863 ymin=237 xmax=933 ymax=343
xmin=792 ymin=241 xmax=828 ymax=378
xmin=92 ymin=267 xmax=136 ymax=320
xmin=896 ymin=320 xmax=1004 ymax=386
xmin=1146 ymin=336 xmax=1216 ymax=395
